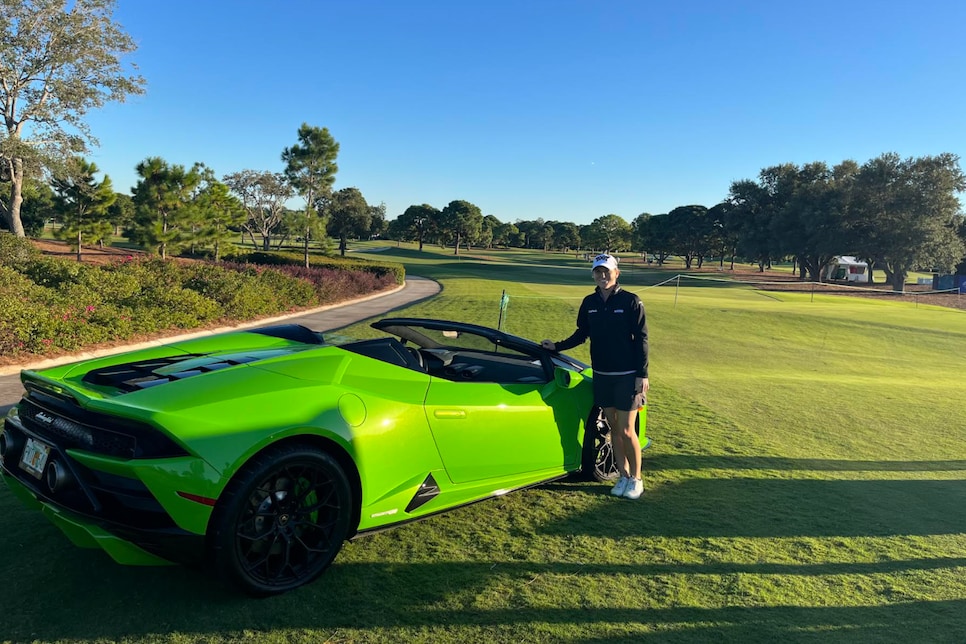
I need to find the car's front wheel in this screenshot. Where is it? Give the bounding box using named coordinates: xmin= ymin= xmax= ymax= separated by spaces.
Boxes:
xmin=208 ymin=444 xmax=352 ymax=596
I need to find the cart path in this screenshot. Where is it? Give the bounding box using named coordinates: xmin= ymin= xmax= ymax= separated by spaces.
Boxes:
xmin=0 ymin=276 xmax=440 ymax=410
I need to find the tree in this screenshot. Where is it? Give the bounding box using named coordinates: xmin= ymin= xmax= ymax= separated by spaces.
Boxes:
xmin=50 ymin=156 xmax=115 ymax=260
xmin=727 ymin=178 xmax=779 ymax=271
xmin=480 ymin=214 xmax=501 ymax=249
xmin=631 ymin=212 xmax=653 ymax=255
xmin=512 ymin=218 xmax=554 ymax=251
xmin=191 ymin=170 xmax=246 ymax=261
xmin=769 ymin=162 xmax=825 ymax=279
xmin=765 ymin=161 xmax=858 ymax=281
xmin=129 ymin=157 xmax=203 ymax=259
xmin=583 ymin=214 xmax=632 ymax=252
xmin=552 ymin=221 xmax=581 ymax=251
xmin=0 ymin=0 xmax=145 ymax=236
xmin=514 ymin=219 xmax=544 ymax=249
xmin=394 ymin=204 xmax=439 ymax=249
xmin=644 ymin=214 xmax=675 ymax=265
xmin=130 ymin=158 xmax=200 ymax=258
xmin=853 ymin=153 xmax=966 ymax=292
xmin=17 ymin=177 xmax=56 ymax=236
xmin=282 ymin=124 xmax=339 ymax=267
xmin=707 ymin=202 xmax=738 ymax=269
xmin=106 ymin=192 xmax=134 ymax=237
xmin=540 ymin=221 xmax=555 ymax=251
xmin=368 ymin=202 xmax=387 ymax=239
xmin=666 ymin=205 xmax=710 ymax=268
xmin=438 ymin=200 xmax=483 ymax=255
xmin=283 ymin=207 xmax=330 ymax=257
xmin=427 ymin=207 xmax=450 ymax=248
xmin=324 ymin=187 xmax=370 ymax=256
xmin=492 ymin=221 xmax=519 ymax=248
xmin=386 ymin=216 xmax=408 ymax=247
xmin=224 ymin=170 xmax=293 ymax=250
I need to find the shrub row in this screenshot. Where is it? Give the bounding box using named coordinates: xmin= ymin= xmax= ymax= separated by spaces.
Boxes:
xmin=224 ymin=249 xmax=406 ymax=285
xmin=0 ymin=234 xmax=402 ymax=359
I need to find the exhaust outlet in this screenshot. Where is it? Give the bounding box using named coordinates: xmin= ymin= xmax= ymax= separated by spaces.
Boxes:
xmin=46 ymin=459 xmax=75 ymax=493
xmin=0 ymin=431 xmax=20 ymax=459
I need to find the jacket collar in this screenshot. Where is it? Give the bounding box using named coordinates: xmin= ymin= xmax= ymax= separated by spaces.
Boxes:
xmin=595 ymin=284 xmax=622 ymax=299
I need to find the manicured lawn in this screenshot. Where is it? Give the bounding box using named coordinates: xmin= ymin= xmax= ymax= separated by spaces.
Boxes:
xmin=3 ymin=243 xmax=966 ymax=642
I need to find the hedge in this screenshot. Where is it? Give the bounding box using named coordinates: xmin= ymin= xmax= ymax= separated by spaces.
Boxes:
xmin=0 ymin=234 xmax=402 ymax=359
xmin=223 ymin=249 xmax=406 ymax=284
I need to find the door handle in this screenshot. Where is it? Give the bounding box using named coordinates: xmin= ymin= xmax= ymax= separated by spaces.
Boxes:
xmin=433 ymin=409 xmax=466 ymax=419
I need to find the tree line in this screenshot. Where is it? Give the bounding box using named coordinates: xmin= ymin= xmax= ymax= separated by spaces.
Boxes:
xmin=4 ymin=123 xmax=389 ymax=266
xmin=11 ymin=145 xmax=966 ymax=296
xmin=384 ymin=152 xmax=966 ymax=294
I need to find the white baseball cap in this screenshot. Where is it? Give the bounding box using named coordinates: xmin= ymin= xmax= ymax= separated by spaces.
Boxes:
xmin=591 ymin=254 xmax=619 ymax=272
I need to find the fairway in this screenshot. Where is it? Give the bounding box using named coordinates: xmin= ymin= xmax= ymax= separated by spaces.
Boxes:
xmin=3 ymin=244 xmax=966 ymax=643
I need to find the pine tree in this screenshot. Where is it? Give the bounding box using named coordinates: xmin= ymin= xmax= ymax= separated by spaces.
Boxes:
xmin=51 ymin=157 xmax=116 ymax=261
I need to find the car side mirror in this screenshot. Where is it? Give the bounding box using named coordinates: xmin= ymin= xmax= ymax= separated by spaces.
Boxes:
xmin=554 ymin=367 xmax=583 ymax=389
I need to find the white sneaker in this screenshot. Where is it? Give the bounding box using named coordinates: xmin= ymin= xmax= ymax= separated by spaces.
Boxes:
xmin=610 ymin=476 xmax=629 ymax=496
xmin=623 ymin=477 xmax=644 ymax=500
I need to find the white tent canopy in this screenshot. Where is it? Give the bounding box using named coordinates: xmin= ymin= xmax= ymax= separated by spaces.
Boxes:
xmin=822 ymin=256 xmax=869 ymax=282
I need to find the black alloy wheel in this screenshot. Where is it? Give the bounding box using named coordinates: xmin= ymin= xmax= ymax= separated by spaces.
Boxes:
xmin=581 ymin=407 xmax=641 ymax=482
xmin=209 ymin=444 xmax=352 ymax=596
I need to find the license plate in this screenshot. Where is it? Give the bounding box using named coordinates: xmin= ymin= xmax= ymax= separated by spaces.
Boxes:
xmin=19 ymin=437 xmax=52 ymax=480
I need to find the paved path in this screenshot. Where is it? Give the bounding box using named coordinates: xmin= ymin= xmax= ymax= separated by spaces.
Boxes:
xmin=0 ymin=276 xmax=440 ymax=412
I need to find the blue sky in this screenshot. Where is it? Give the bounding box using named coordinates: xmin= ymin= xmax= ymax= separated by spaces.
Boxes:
xmin=85 ymin=0 xmax=966 ymax=226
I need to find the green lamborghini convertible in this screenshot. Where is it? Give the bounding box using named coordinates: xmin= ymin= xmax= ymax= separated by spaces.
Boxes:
xmin=1 ymin=318 xmax=646 ymax=595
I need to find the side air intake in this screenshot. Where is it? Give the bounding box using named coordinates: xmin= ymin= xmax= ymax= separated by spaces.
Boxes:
xmin=405 ymin=473 xmax=441 ymax=513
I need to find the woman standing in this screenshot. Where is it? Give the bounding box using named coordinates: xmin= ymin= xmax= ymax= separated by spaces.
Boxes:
xmin=542 ymin=253 xmax=649 ymax=499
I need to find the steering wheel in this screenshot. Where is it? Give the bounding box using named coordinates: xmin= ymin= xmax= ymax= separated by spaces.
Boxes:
xmin=407 ymin=346 xmax=426 ymax=371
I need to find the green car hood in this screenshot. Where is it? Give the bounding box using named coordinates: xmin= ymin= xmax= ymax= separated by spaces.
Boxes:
xmin=17 ymin=328 xmax=373 ymax=445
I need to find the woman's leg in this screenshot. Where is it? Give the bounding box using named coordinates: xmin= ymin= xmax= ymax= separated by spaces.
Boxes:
xmin=603 ymin=407 xmax=629 ymax=478
xmin=614 ymin=407 xmax=641 ymax=479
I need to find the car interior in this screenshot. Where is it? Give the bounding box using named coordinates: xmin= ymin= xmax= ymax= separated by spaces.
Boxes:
xmin=342 ymin=336 xmax=549 ymax=384
xmin=255 ymin=322 xmax=552 ymax=385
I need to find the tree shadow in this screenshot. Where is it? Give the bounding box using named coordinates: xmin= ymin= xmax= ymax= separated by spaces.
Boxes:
xmin=3 ymin=464 xmax=966 ymax=641
xmin=4 ymin=551 xmax=966 ymax=642
xmin=540 ymin=477 xmax=966 ymax=539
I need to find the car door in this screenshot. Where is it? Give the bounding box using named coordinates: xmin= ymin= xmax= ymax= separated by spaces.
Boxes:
xmin=424 ymin=373 xmax=582 ymax=484
xmin=371 ymin=318 xmax=588 ymax=484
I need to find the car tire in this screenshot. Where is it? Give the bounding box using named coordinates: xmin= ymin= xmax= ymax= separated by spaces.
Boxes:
xmin=208 ymin=443 xmax=353 ymax=596
xmin=581 ymin=407 xmax=641 ymax=482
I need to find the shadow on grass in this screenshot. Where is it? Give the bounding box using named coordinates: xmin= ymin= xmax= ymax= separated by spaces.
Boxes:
xmin=542 ymin=477 xmax=966 ymax=538
xmin=2 ymin=469 xmax=965 ymax=641
xmin=3 ymin=472 xmax=966 ymax=642
xmin=4 ymin=544 xmax=966 ymax=642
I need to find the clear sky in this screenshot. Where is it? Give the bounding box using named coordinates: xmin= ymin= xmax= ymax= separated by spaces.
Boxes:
xmin=84 ymin=0 xmax=966 ymax=226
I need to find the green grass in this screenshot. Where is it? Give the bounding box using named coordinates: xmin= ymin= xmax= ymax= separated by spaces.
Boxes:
xmin=3 ymin=243 xmax=966 ymax=643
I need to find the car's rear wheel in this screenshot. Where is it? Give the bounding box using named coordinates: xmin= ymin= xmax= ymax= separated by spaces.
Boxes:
xmin=209 ymin=444 xmax=352 ymax=596
xmin=581 ymin=407 xmax=641 ymax=482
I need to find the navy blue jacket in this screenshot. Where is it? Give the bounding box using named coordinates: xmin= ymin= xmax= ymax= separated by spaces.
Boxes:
xmin=555 ymin=285 xmax=648 ymax=378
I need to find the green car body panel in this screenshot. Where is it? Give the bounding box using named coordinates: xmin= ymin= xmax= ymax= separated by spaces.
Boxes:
xmin=1 ymin=319 xmax=647 ymax=592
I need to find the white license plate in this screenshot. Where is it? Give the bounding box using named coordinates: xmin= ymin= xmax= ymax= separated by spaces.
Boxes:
xmin=19 ymin=437 xmax=52 ymax=480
